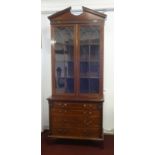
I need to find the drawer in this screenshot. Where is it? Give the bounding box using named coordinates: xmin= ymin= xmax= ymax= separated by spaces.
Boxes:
xmin=51 ymin=108 xmax=101 ymax=117
xmin=51 ymin=116 xmax=101 ymax=128
xmin=52 ymin=128 xmax=101 ymax=138
xmin=52 ymin=102 xmax=102 ymax=110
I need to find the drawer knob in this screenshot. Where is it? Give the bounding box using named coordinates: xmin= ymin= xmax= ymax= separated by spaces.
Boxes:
xmin=83 ymin=104 xmax=86 ymax=107
xmin=62 ymin=103 xmax=67 ymax=108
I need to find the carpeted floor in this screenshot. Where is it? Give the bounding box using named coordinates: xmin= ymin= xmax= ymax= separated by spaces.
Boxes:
xmin=41 ymin=131 xmax=114 ymax=155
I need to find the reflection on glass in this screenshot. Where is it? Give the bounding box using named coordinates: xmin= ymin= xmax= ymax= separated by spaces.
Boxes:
xmin=54 ymin=27 xmax=74 ymax=93
xmin=80 ymin=25 xmax=100 ymax=93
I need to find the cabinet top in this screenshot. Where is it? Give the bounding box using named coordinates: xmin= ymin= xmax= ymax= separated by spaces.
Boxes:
xmin=47 ymin=96 xmax=104 ymax=102
xmin=48 ymin=6 xmax=107 ymax=24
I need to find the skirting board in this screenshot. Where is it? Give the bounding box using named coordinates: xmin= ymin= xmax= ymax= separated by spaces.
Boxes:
xmin=104 ymin=129 xmax=114 ymax=135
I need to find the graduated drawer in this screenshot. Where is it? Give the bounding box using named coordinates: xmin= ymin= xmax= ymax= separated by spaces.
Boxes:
xmin=51 ymin=108 xmax=101 ymax=117
xmin=51 ymin=115 xmax=101 ymax=128
xmin=52 ymin=128 xmax=101 ymax=138
xmin=52 ymin=102 xmax=101 ymax=110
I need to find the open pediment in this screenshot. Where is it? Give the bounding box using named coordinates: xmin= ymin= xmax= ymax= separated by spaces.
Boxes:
xmin=48 ymin=6 xmax=107 ymax=23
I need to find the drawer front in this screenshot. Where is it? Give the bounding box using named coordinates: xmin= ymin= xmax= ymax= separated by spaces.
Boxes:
xmin=52 ymin=128 xmax=101 ymax=138
xmin=52 ymin=102 xmax=102 ymax=111
xmin=51 ymin=116 xmax=101 ymax=128
xmin=51 ymin=108 xmax=101 ymax=117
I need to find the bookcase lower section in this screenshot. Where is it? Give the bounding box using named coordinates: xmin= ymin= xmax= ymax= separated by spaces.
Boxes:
xmin=47 ymin=98 xmax=104 ymax=144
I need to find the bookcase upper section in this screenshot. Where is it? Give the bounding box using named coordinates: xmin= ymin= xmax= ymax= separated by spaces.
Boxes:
xmin=48 ymin=7 xmax=107 ymax=100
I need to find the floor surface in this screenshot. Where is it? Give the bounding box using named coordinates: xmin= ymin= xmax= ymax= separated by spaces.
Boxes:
xmin=41 ymin=131 xmax=114 ymax=155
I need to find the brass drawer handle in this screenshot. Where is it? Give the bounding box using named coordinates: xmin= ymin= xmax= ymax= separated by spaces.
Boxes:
xmin=58 ymin=109 xmax=68 ymax=113
xmin=83 ymin=111 xmax=92 ymax=114
xmin=61 ymin=103 xmax=67 ymax=108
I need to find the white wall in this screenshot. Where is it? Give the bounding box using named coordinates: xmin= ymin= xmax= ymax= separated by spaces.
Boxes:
xmin=41 ymin=0 xmax=114 ymax=12
xmin=41 ymin=1 xmax=114 ymax=133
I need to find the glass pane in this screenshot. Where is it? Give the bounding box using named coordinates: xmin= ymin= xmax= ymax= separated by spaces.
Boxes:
xmin=80 ymin=45 xmax=89 ymax=61
xmin=55 ymin=62 xmax=65 ymax=92
xmin=89 ymin=62 xmax=99 ymax=77
xmin=89 ymin=78 xmax=99 ymax=93
xmin=65 ymin=44 xmax=74 ymax=77
xmin=90 ymin=45 xmax=99 ymax=61
xmin=80 ymin=78 xmax=89 ymax=93
xmin=65 ymin=45 xmax=73 ymax=61
xmin=65 ymin=61 xmax=74 ymax=77
xmin=80 ymin=78 xmax=99 ymax=93
xmin=80 ymin=62 xmax=89 ymax=77
xmin=54 ymin=27 xmax=74 ymax=93
xmin=80 ymin=25 xmax=100 ymax=93
xmin=66 ymin=78 xmax=74 ymax=93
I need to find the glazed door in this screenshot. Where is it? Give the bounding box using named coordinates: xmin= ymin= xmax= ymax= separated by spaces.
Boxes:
xmin=79 ymin=25 xmax=101 ymax=95
xmin=53 ymin=25 xmax=75 ymax=95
